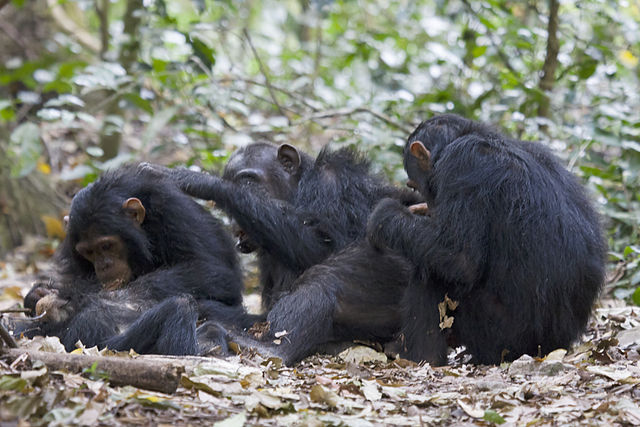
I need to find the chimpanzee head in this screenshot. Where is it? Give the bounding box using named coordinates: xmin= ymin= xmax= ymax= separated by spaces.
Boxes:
xmin=223 ymin=142 xmax=310 ymax=201
xmin=404 ymin=114 xmax=474 ymax=203
xmin=61 ymin=168 xmax=155 ymax=290
xmin=223 ymin=142 xmax=312 ymax=253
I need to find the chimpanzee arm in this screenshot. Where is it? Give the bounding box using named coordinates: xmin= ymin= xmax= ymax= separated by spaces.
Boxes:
xmin=367 ymin=198 xmax=486 ymax=291
xmin=165 ymin=169 xmax=338 ymax=272
xmin=128 ymin=260 xmax=243 ymax=306
xmin=367 ymin=198 xmax=430 ymax=262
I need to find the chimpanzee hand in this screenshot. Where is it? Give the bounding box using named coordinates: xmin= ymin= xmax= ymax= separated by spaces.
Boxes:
xmin=408 ymin=202 xmax=429 ymax=215
xmin=366 ymin=198 xmax=410 ymax=251
xmin=35 ymin=293 xmax=72 ymax=324
xmin=137 ymin=162 xmax=175 ymax=179
xmin=23 ymin=281 xmax=56 ymax=315
xmin=196 ymin=320 xmax=230 ymax=356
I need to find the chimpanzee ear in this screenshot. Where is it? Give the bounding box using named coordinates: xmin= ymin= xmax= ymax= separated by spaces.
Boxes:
xmin=63 ymin=215 xmax=70 ymax=229
xmin=277 ymin=143 xmax=301 ymax=174
xmin=122 ymin=197 xmax=146 ymax=225
xmin=409 ymin=141 xmax=432 ymax=171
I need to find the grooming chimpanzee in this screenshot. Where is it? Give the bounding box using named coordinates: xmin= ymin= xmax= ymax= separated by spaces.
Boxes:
xmin=147 ymin=143 xmax=421 ymax=363
xmin=16 ymin=165 xmax=243 ymax=355
xmin=367 ymin=114 xmax=606 ymax=365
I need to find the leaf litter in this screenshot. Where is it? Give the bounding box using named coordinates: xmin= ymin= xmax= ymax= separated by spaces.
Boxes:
xmin=2 ymin=266 xmax=640 ymax=425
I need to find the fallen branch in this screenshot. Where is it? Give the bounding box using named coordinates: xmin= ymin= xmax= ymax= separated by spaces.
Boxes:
xmin=0 ymin=348 xmax=184 ymax=394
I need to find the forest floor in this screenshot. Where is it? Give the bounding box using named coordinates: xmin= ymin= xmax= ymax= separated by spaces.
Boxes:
xmin=1 ymin=239 xmax=640 ymax=426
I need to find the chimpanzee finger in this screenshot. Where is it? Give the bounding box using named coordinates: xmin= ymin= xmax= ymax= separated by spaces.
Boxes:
xmin=408 ymin=202 xmax=429 ymax=215
xmin=136 ymin=162 xmax=171 ymax=178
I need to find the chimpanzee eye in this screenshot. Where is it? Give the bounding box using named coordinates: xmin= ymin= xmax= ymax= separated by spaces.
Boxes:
xmin=236 ymin=172 xmax=260 ymax=186
xmin=101 ymin=242 xmax=112 ymax=251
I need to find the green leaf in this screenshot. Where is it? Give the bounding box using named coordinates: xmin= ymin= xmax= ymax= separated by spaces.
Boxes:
xmin=577 ymin=59 xmax=598 ymax=79
xmin=624 ymin=246 xmax=640 ymax=257
xmin=0 ymin=375 xmax=28 ymax=391
xmin=483 ymin=409 xmax=506 ymax=424
xmin=189 ymin=36 xmax=216 ymax=69
xmin=471 ymin=45 xmax=487 ymax=58
xmin=8 ymin=122 xmax=42 ymax=177
xmin=631 ymin=286 xmax=640 ymax=306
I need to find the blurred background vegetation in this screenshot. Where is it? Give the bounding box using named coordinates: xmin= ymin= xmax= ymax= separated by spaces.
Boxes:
xmin=0 ymin=0 xmax=638 ymax=301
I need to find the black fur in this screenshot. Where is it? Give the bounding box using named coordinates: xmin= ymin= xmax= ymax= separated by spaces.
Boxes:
xmin=163 ymin=143 xmax=419 ymax=363
xmin=367 ymin=114 xmax=607 ymax=364
xmin=18 ymin=165 xmax=243 ymax=354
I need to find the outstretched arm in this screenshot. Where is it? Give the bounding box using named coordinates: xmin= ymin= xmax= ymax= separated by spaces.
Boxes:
xmin=156 ymin=167 xmax=339 ymax=272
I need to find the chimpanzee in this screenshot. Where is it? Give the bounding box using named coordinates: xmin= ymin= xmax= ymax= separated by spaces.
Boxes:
xmin=15 ymin=165 xmax=244 ymax=355
xmin=145 ymin=143 xmax=421 ymax=363
xmin=366 ymin=114 xmax=606 ymax=365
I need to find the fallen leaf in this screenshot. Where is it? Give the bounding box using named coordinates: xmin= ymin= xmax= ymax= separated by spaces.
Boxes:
xmin=458 ymin=398 xmax=484 ymax=418
xmin=41 ymin=215 xmax=66 ymax=240
xmin=214 ymin=412 xmax=247 ymax=427
xmin=309 ymin=384 xmax=339 ymax=408
xmin=361 ymin=380 xmax=381 ymax=401
xmin=339 ymin=346 xmax=387 ymax=364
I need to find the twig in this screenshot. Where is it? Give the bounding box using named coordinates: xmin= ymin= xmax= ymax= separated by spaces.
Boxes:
xmin=217 ymin=76 xmax=322 ymax=112
xmin=243 ymin=29 xmax=290 ymax=123
xmin=294 ymin=107 xmax=413 ymax=134
xmin=460 ymin=0 xmax=519 ymax=76
xmin=0 ymin=322 xmax=17 ymax=348
xmin=0 ymin=308 xmax=31 ymax=314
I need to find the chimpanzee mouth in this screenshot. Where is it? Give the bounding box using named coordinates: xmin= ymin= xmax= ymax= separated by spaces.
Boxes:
xmin=235 ymin=229 xmax=258 ymax=254
xmin=406 ymin=179 xmax=418 ymax=191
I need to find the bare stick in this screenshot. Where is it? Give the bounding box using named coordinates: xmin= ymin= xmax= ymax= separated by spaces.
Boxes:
xmin=0 ymin=322 xmax=17 ymax=348
xmin=0 ymin=348 xmax=184 ymax=394
xmin=0 ymin=308 xmax=31 ymax=314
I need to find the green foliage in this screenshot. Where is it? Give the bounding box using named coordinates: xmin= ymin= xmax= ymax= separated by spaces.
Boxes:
xmin=483 ymin=409 xmax=506 ymax=424
xmin=2 ymin=0 xmax=640 ymax=299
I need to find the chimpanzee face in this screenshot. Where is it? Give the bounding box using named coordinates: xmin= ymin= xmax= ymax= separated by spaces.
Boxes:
xmin=223 ymin=143 xmax=301 ymax=202
xmin=75 ymin=232 xmax=131 ymax=290
xmin=70 ymin=197 xmax=146 ymax=290
xmin=231 ymin=220 xmax=259 ymax=254
xmin=223 ymin=143 xmax=303 ymax=253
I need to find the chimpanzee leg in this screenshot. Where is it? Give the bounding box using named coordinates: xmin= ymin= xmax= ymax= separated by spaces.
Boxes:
xmin=105 ymin=295 xmax=199 ymax=355
xmin=196 ymin=321 xmax=229 ymax=355
xmin=61 ymin=303 xmax=125 ymax=351
xmin=226 ymin=278 xmax=337 ymax=365
xmin=400 ymin=273 xmax=448 ymax=365
xmin=199 ymin=300 xmax=263 ymax=329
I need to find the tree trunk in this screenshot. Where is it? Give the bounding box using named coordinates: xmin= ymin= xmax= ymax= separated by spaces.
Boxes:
xmin=538 ymin=0 xmax=559 ymax=118
xmin=98 ymin=0 xmax=143 ymax=160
